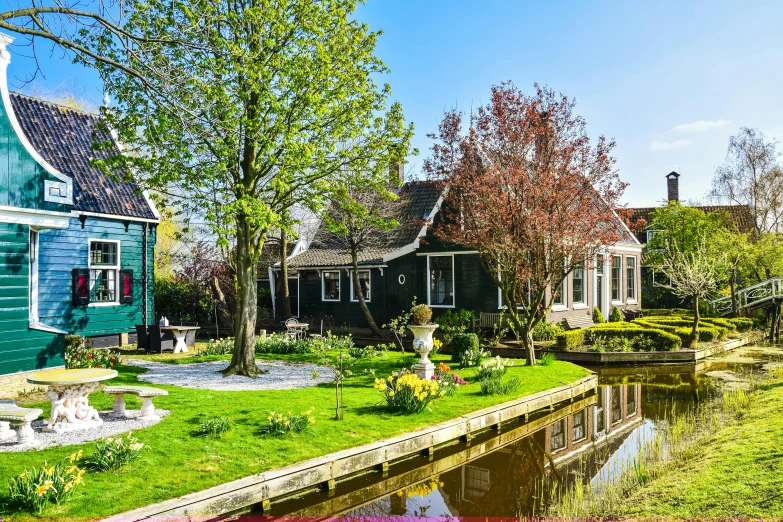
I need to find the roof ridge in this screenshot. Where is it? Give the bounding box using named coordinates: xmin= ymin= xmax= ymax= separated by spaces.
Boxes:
xmin=10 ymin=91 xmax=100 ymax=118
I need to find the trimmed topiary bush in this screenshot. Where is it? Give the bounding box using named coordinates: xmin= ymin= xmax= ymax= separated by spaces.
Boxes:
xmin=589 ymin=323 xmax=681 ymax=351
xmin=532 ymin=321 xmax=565 ymax=341
xmin=592 ymin=306 xmax=605 ymax=324
xmin=728 ymin=317 xmax=753 ymax=332
xmin=411 ymin=304 xmax=433 ymax=325
xmin=450 ymin=333 xmax=479 ymax=363
xmin=556 ymin=329 xmax=586 ymax=351
xmin=609 ymin=306 xmax=624 ymax=322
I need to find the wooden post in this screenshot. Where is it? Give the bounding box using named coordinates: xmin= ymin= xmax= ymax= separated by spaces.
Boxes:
xmin=770 ymin=304 xmax=778 ymax=342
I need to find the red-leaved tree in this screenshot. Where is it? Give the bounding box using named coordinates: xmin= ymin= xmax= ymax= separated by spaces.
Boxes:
xmin=425 ymin=83 xmax=627 ymax=365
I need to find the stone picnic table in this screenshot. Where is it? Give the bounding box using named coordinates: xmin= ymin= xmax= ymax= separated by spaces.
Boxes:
xmin=160 ymin=325 xmax=200 ymax=353
xmin=27 ymin=368 xmax=117 ymax=433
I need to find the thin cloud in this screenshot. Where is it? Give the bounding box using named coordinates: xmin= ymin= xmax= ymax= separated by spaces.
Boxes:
xmin=650 ymin=139 xmax=693 ymax=152
xmin=670 ymin=119 xmax=731 ymax=134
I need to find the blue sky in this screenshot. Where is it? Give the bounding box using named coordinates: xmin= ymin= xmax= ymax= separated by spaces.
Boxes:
xmin=5 ymin=0 xmax=783 ymax=207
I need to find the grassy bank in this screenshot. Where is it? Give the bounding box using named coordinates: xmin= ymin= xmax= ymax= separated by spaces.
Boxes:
xmin=611 ymin=380 xmax=783 ymax=517
xmin=0 ymin=351 xmax=588 ymax=520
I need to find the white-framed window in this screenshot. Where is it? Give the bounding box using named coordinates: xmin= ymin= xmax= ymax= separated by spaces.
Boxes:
xmin=573 ymin=409 xmax=587 ymax=442
xmin=321 ymin=270 xmax=340 ymax=301
xmin=611 ymin=255 xmax=622 ymax=302
xmin=594 ymin=386 xmax=606 ymax=435
xmin=572 ymin=262 xmax=585 ymax=306
xmin=611 ymin=385 xmax=623 ymax=425
xmin=552 ymin=273 xmax=567 ymax=309
xmin=626 ymin=256 xmax=637 ymax=302
xmin=350 ymin=270 xmax=371 ymax=302
xmin=646 ymin=230 xmax=657 ymax=243
xmin=88 ymin=240 xmax=120 ymax=305
xmin=427 ymin=255 xmax=454 ymax=308
xmin=29 ymin=229 xmax=39 ymax=323
xmin=550 ymin=418 xmax=566 ymax=452
xmin=626 ymin=385 xmax=637 ymax=417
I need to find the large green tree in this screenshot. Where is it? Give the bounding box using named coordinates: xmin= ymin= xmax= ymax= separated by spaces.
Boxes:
xmin=0 ymin=0 xmax=413 ymax=376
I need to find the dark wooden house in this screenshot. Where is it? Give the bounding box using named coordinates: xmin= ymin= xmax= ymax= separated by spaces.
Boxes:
xmin=0 ymin=33 xmax=157 ymax=389
xmin=282 ymin=179 xmax=642 ymax=330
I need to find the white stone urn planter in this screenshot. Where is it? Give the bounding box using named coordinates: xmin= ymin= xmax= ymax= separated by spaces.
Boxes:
xmin=408 ymin=324 xmax=439 ymax=380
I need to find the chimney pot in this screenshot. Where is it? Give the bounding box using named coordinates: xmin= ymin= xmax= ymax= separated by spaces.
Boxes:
xmin=666 ymin=171 xmax=680 ymax=202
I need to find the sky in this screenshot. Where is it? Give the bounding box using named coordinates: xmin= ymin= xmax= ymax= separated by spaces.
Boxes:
xmin=4 ymin=0 xmax=783 ymax=207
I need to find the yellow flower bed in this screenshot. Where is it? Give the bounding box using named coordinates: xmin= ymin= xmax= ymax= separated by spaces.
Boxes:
xmin=374 ymin=369 xmax=444 ymax=413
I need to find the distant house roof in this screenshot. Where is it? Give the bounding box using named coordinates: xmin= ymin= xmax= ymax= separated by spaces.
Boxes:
xmin=288 ymin=181 xmax=440 ymax=268
xmin=626 ymin=205 xmax=756 ymax=238
xmin=9 ymin=92 xmax=157 ymax=220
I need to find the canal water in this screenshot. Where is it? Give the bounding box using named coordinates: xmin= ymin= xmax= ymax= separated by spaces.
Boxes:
xmin=260 ymin=344 xmax=783 ymax=518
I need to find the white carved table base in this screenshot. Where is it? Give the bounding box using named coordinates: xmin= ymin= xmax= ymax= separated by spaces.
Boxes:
xmin=44 ymin=383 xmax=104 ymax=433
xmin=171 ymin=328 xmax=189 ymax=353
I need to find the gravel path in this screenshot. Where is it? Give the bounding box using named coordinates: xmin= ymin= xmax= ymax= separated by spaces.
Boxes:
xmin=0 ymin=410 xmax=170 ymax=453
xmin=125 ymin=358 xmax=334 ymax=391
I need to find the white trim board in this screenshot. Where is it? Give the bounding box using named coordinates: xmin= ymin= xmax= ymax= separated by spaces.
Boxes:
xmin=0 ymin=206 xmax=71 ymax=229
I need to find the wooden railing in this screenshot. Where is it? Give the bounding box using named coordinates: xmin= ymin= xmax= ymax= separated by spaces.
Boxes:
xmin=711 ymin=277 xmax=783 ymax=315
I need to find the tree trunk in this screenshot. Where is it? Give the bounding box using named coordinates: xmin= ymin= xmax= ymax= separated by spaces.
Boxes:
xmin=501 ymin=286 xmax=536 ymax=365
xmin=280 ymin=230 xmax=292 ymax=319
xmin=350 ymin=244 xmax=383 ymax=337
xmin=224 ymin=217 xmax=262 ymax=377
xmin=521 ymin=327 xmax=536 ymax=366
xmin=689 ymin=295 xmax=700 ymax=347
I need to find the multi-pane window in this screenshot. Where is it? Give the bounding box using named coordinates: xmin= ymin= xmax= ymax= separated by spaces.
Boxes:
xmin=611 ymin=255 xmax=622 ymax=301
xmin=553 ymin=272 xmax=566 ymax=307
xmin=350 ymin=270 xmax=371 ymax=302
xmin=429 ymin=256 xmax=454 ymax=307
xmin=611 ymin=386 xmax=623 ymax=424
xmin=551 ymin=418 xmax=566 ymax=451
xmin=89 ymin=241 xmax=119 ymax=303
xmin=626 ymin=256 xmax=636 ymax=301
xmin=595 ymin=387 xmax=606 ymax=434
xmin=627 ymin=385 xmax=637 ymax=416
xmin=322 ymin=271 xmax=340 ymax=301
xmin=573 ymin=409 xmax=586 ymax=441
xmin=572 ymin=262 xmax=584 ymax=304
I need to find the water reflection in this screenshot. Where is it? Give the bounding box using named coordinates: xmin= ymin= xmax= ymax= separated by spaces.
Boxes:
xmin=264 ymin=345 xmax=783 ymax=518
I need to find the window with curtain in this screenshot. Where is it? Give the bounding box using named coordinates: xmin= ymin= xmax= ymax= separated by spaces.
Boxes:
xmin=351 ymin=270 xmax=371 ymax=301
xmin=573 ymin=409 xmax=586 ymax=441
xmin=611 ymin=256 xmax=622 ymax=301
xmin=553 ymin=272 xmax=566 ymax=306
xmin=611 ymin=385 xmax=623 ymax=424
xmin=89 ymin=241 xmax=119 ymax=303
xmin=322 ymin=271 xmax=340 ymax=301
xmin=551 ymin=418 xmax=566 ymax=451
xmin=429 ymin=256 xmax=454 ymax=306
xmin=572 ymin=262 xmax=584 ymax=304
xmin=626 ymin=256 xmax=636 ymax=300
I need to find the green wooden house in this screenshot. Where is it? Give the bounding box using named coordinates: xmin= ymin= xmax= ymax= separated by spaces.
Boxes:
xmin=280 ymin=178 xmax=642 ymax=330
xmin=0 ymin=34 xmax=158 ymax=382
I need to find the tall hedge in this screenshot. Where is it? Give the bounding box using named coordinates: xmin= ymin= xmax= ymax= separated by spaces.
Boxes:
xmin=589 ymin=322 xmax=681 ymax=351
xmin=451 ymin=333 xmax=479 ymax=363
xmin=556 ymin=329 xmax=586 ymax=351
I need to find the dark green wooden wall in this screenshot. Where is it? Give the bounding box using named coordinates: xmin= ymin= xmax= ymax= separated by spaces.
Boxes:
xmin=0 ymin=222 xmax=64 ymax=374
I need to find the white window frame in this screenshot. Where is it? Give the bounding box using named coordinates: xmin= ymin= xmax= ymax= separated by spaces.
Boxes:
xmin=572 ymin=409 xmax=587 ymax=443
xmin=550 ymin=418 xmax=567 ymax=453
xmin=321 ymin=270 xmax=341 ymax=302
xmin=552 ymin=274 xmax=568 ymax=312
xmin=28 ymin=228 xmax=39 ymax=324
xmin=626 ymin=384 xmax=638 ymax=418
xmin=611 ymin=255 xmax=623 ymax=304
xmin=87 ymin=239 xmax=121 ymax=307
xmin=626 ymin=256 xmax=637 ymax=303
xmin=645 ymin=230 xmax=657 ymax=243
xmin=426 ymin=254 xmax=455 ymax=308
xmin=572 ymin=262 xmax=587 ymax=309
xmin=349 ymin=269 xmax=371 ymax=302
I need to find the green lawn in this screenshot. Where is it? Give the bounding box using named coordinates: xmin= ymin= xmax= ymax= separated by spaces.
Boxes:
xmin=0 ymin=351 xmax=588 ymax=520
xmin=611 ymin=381 xmax=783 ymax=517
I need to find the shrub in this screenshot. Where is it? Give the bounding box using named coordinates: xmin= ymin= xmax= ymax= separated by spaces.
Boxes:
xmin=8 ymin=452 xmax=85 ymax=515
xmin=254 ymin=333 xmax=316 ymax=354
xmin=437 ymin=309 xmax=477 ymax=345
xmin=476 ymin=357 xmax=520 ymax=395
xmin=592 ymin=306 xmax=605 ymax=324
xmin=432 ymin=362 xmax=467 ymax=397
xmin=461 ymin=346 xmax=490 ymax=367
xmin=609 ymin=306 xmax=624 ymax=322
xmin=538 ymin=352 xmax=557 ymax=366
xmin=532 ymin=321 xmax=565 ymax=341
xmin=699 ymin=317 xmax=737 ymax=332
xmin=590 ymin=334 xmax=632 ymax=352
xmin=588 ymin=323 xmax=682 ymax=351
xmin=198 ymin=417 xmax=232 ymax=438
xmin=259 ymin=409 xmax=316 ymax=435
xmin=86 ymin=433 xmax=145 ymax=472
xmin=348 ymin=346 xmax=376 ymax=359
xmin=451 ymin=333 xmax=479 ymax=363
xmin=64 ymin=336 xmax=121 ymax=369
xmin=556 ymin=329 xmax=586 ymax=351
xmin=728 ymin=317 xmax=753 ymax=332
xmin=374 ymin=370 xmax=442 ymax=413
xmin=411 ymin=304 xmax=433 ymax=325
xmin=199 ymin=337 xmax=233 ymax=356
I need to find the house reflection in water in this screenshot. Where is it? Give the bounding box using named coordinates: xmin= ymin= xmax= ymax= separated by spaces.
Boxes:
xmin=370 ymin=383 xmax=644 ymax=517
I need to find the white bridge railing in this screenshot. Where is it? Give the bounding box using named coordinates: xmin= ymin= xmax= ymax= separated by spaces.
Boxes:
xmin=711 ymin=278 xmax=783 ymax=315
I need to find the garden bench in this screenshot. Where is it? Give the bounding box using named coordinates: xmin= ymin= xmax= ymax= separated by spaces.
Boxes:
xmin=562 ymin=316 xmax=595 ymax=330
xmin=0 ymin=403 xmax=43 ymax=446
xmin=103 ymin=386 xmax=168 ymax=419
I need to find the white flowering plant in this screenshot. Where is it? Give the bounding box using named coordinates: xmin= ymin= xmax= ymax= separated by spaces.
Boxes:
xmin=476 ymin=356 xmax=521 ymax=395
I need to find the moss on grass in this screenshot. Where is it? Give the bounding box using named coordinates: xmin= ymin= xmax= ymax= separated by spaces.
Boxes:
xmin=1 ymin=351 xmax=588 ymax=520
xmin=613 ymin=381 xmax=783 ymax=517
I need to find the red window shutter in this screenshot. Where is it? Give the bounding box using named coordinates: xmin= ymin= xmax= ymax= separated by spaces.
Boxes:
xmin=120 ymin=269 xmax=134 ymax=304
xmin=72 ymin=268 xmax=90 ymax=306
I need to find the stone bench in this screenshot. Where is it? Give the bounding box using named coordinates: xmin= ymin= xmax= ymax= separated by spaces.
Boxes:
xmin=103 ymin=386 xmax=168 ymax=419
xmin=0 ymin=402 xmax=43 ymax=446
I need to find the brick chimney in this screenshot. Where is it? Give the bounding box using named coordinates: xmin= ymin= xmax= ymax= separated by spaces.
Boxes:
xmin=389 ymin=161 xmax=404 ymax=186
xmin=666 ymin=171 xmax=680 ymax=202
